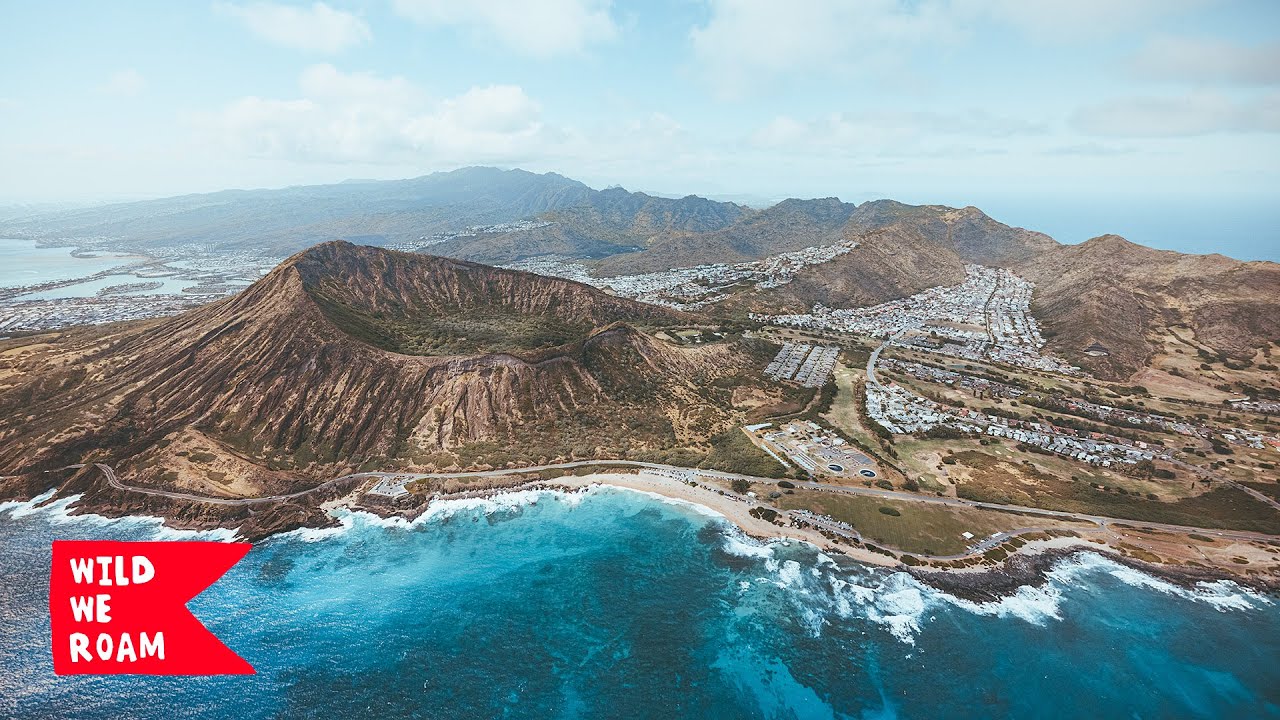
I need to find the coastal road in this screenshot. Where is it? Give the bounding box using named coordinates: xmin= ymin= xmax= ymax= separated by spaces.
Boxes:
xmin=59 ymin=460 xmax=1280 ymax=546
xmin=92 ymin=463 xmax=367 ymax=506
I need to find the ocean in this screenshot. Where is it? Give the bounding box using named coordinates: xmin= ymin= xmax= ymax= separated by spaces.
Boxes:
xmin=0 ymin=239 xmax=140 ymax=289
xmin=2 ymin=487 xmax=1278 ymax=719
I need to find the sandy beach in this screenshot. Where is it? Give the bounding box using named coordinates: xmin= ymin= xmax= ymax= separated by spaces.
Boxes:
xmin=546 ymin=471 xmax=903 ymax=568
xmin=532 ymin=472 xmax=1280 ymax=593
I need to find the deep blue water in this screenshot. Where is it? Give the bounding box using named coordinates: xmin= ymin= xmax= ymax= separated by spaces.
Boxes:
xmin=2 ymin=488 xmax=1278 ymax=719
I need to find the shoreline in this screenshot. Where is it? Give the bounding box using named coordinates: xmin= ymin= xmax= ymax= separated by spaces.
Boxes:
xmin=544 ymin=472 xmax=903 ymax=567
xmin=537 ymin=474 xmax=1280 ymax=598
xmin=4 ymin=468 xmax=1279 ymax=600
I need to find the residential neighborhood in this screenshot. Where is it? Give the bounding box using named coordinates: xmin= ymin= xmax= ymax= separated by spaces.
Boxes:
xmin=505 ymin=238 xmax=861 ymax=309
xmin=754 ymin=265 xmax=1079 ymax=375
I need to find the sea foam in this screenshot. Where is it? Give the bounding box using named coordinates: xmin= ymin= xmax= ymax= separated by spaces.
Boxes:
xmin=723 ymin=536 xmax=1270 ymax=647
xmin=0 ymin=491 xmax=239 ymax=541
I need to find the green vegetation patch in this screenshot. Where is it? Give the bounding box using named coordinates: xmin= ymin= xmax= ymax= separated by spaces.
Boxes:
xmin=700 ymin=429 xmax=787 ymax=478
xmin=1241 ymin=480 xmax=1280 ymax=502
xmin=310 ymin=289 xmax=591 ymax=355
xmin=952 ymin=451 xmax=1280 ymax=534
xmin=777 ymin=491 xmax=1037 ymax=556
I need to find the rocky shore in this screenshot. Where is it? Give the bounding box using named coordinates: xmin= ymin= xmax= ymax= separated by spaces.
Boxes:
xmin=0 ymin=466 xmax=373 ymax=542
xmin=4 ymin=467 xmax=1278 ymax=600
xmin=909 ymin=545 xmax=1280 ymax=602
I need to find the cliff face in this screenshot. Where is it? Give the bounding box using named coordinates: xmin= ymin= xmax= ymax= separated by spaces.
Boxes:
xmin=0 ymin=242 xmax=774 ymax=501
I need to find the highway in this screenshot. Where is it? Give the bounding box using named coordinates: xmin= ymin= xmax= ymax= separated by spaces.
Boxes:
xmin=71 ymin=459 xmax=1280 ymax=547
xmin=91 ymin=463 xmax=366 ymax=506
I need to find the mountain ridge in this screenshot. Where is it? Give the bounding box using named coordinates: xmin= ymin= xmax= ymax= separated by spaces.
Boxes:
xmin=3 ymin=167 xmax=1276 ymax=381
xmin=0 ymin=242 xmax=794 ymax=538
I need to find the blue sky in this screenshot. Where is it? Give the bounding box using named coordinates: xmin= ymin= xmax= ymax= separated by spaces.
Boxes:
xmin=1 ymin=1 xmax=1278 ymax=258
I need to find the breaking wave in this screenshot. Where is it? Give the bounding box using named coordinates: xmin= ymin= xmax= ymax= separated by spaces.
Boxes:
xmin=717 ymin=528 xmax=1268 ymax=646
xmin=4 ymin=481 xmax=1268 ymax=649
xmin=0 ymin=490 xmax=238 ymax=541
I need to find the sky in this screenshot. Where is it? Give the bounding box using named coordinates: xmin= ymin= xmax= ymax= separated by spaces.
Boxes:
xmin=1 ymin=0 xmax=1278 ymax=259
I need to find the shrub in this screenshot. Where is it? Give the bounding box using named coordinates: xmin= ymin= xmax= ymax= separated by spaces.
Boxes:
xmin=730 ymin=478 xmax=751 ymax=494
xmin=749 ymin=506 xmax=779 ymax=523
xmin=878 ymin=506 xmax=902 ymax=516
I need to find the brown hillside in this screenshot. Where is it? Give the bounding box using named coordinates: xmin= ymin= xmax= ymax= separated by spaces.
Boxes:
xmin=1014 ymin=235 xmax=1280 ymax=379
xmin=717 ymin=226 xmax=969 ymax=314
xmin=0 ymin=242 xmax=784 ymax=505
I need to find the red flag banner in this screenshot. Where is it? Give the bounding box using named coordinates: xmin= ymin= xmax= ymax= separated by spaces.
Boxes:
xmin=50 ymin=540 xmax=254 ymax=675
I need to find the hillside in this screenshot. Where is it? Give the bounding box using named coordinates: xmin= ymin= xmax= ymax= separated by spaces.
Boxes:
xmin=1014 ymin=235 xmax=1280 ymax=379
xmin=3 ymin=166 xmax=1274 ymax=383
xmin=593 ymin=197 xmax=856 ymax=274
xmin=716 ymin=225 xmax=970 ymax=314
xmin=0 ymin=242 xmax=795 ymax=535
xmin=562 ymin=197 xmax=1274 ymax=381
xmin=295 ymin=241 xmax=693 ymax=355
xmin=430 ymin=187 xmax=754 ymax=265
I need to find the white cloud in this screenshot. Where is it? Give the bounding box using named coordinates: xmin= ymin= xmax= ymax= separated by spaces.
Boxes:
xmin=97 ymin=69 xmax=147 ymax=97
xmin=691 ymin=0 xmax=960 ymax=98
xmin=751 ymin=109 xmax=1046 ymax=155
xmin=1131 ymin=36 xmax=1280 ymax=86
xmin=1072 ymin=91 xmax=1280 ymax=137
xmin=1043 ymin=142 xmax=1136 ymax=156
xmin=391 ymin=0 xmax=617 ymax=57
xmin=960 ymin=0 xmax=1213 ymax=41
xmin=196 ymin=64 xmax=555 ymax=164
xmin=691 ymin=0 xmax=1215 ymax=96
xmin=216 ymin=1 xmax=370 ymax=53
xmin=190 ymin=64 xmax=714 ymax=185
xmin=298 ymin=63 xmax=421 ymax=105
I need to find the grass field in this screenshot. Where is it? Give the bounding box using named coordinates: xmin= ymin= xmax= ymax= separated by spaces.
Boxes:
xmin=1242 ymin=480 xmax=1280 ymax=501
xmin=950 ymin=450 xmax=1280 ymax=533
xmin=776 ymin=490 xmax=1081 ymax=556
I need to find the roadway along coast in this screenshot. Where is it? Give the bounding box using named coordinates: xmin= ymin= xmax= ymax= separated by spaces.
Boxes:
xmin=58 ymin=460 xmax=1280 ymax=547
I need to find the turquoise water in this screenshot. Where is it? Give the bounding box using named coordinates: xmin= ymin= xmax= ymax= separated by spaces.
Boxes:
xmin=2 ymin=488 xmax=1278 ymax=719
xmin=0 ymin=239 xmax=139 ymax=289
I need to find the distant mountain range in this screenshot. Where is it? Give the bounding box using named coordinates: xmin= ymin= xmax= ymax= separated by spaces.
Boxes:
xmin=0 ymin=167 xmax=596 ymax=254
xmin=2 ymin=166 xmax=1277 ymax=380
